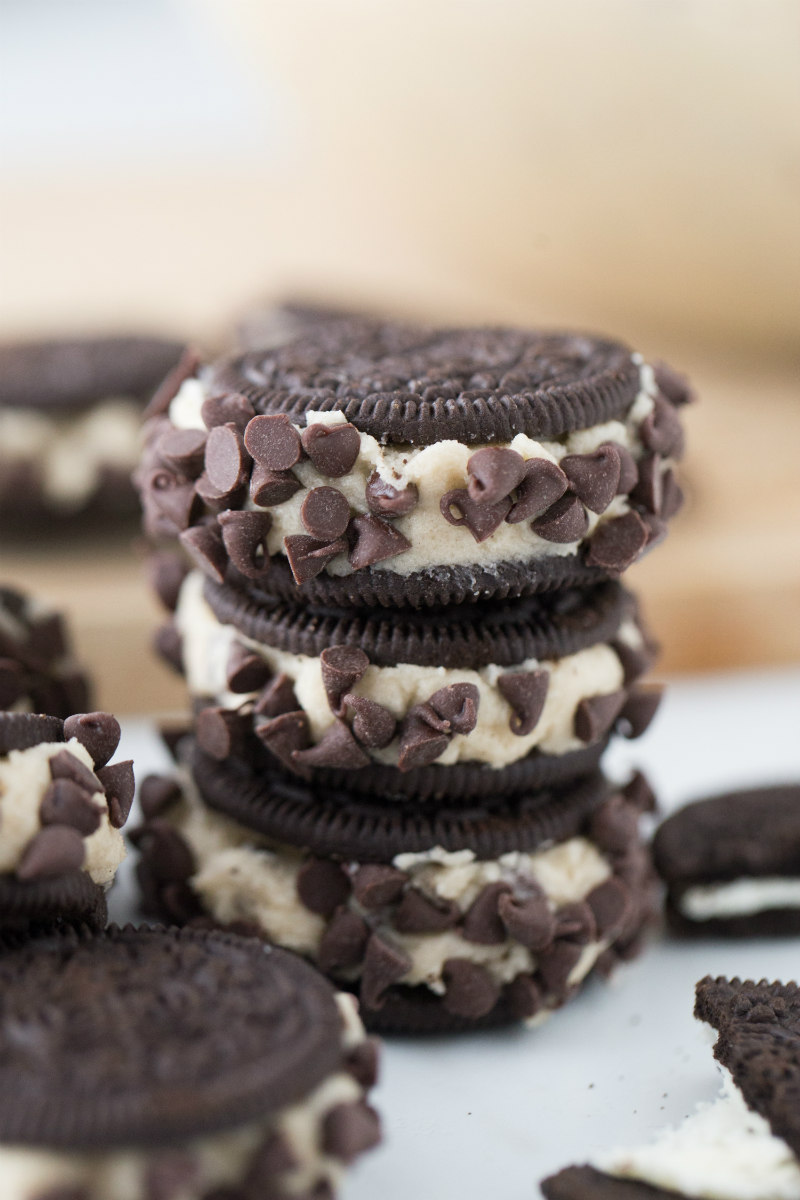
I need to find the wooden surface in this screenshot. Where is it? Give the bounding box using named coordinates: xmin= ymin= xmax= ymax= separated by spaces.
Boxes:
xmin=2 ymin=350 xmax=799 ymax=714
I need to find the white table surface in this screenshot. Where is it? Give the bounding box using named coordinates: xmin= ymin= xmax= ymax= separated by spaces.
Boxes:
xmin=111 ymin=667 xmax=800 ymax=1200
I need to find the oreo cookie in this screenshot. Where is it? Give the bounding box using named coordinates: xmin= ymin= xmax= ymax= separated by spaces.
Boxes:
xmin=0 ymin=334 xmax=185 ymax=521
xmin=173 ymin=571 xmax=660 ymax=803
xmin=137 ymin=319 xmax=688 ymax=607
xmin=136 ymin=752 xmax=655 ymax=1033
xmin=653 ymin=784 xmax=800 ymax=936
xmin=0 ymin=585 xmax=92 ymax=718
xmin=0 ymin=709 xmax=132 ymax=932
xmin=0 ymin=925 xmax=380 ymax=1195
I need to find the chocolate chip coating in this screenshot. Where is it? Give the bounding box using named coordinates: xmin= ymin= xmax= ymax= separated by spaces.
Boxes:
xmin=301 ymin=487 xmax=351 ymax=540
xmin=301 ymin=423 xmax=361 ymax=476
xmin=244 ymin=414 xmax=303 ymax=471
xmin=365 ymin=472 xmax=418 ymax=516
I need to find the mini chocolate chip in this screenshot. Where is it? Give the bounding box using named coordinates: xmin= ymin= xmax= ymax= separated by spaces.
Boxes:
xmin=616 ymin=684 xmax=663 ymax=739
xmin=301 ymin=486 xmax=351 ymax=540
xmin=95 ymin=760 xmax=135 ymax=828
xmin=158 ymin=882 xmax=201 ymax=925
xmin=204 ymin=423 xmax=251 ymax=495
xmin=394 ymin=888 xmax=460 ymax=933
xmin=254 ymin=673 xmax=298 ymax=718
xmin=26 ymin=612 xmax=66 ymax=662
xmin=467 ymin=447 xmax=527 ymax=505
xmin=156 ymin=427 xmax=207 ymax=477
xmin=318 ymin=910 xmax=370 ymax=973
xmin=497 ymin=891 xmax=556 ymax=951
xmin=63 ymin=711 xmax=120 ymax=768
xmin=201 ymin=392 xmax=255 ymax=432
xmin=244 ymin=1131 xmax=297 ymax=1188
xmin=630 ymin=453 xmax=663 ymax=515
xmin=532 ymin=493 xmax=589 ymax=543
xmin=141 ymin=819 xmax=195 ymax=882
xmin=140 ymin=775 xmax=183 ymax=819
xmin=226 ymin=642 xmax=272 ymax=693
xmin=301 ymin=422 xmax=360 ymax=476
xmin=195 ymin=706 xmax=248 ymax=760
xmin=506 ymin=974 xmax=543 ymax=1020
xmin=442 ymin=959 xmax=501 ymax=1019
xmin=320 ymin=646 xmax=370 ymax=716
xmin=322 ymin=1101 xmax=382 ymax=1164
xmin=536 ymin=940 xmax=584 ymax=998
xmin=554 ymin=901 xmax=597 ymax=945
xmin=250 ymin=464 xmax=302 ymax=507
xmin=194 ymin=469 xmax=244 ymax=509
xmin=342 ymin=694 xmax=396 ymax=748
xmin=621 ymin=769 xmax=657 ymax=813
xmin=585 ymin=510 xmax=649 ymax=572
xmin=296 ymin=857 xmax=352 ymax=917
xmin=360 ymin=933 xmax=411 ymax=1010
xmin=351 ymin=864 xmax=408 ymax=908
xmin=219 ymin=509 xmax=272 ymax=579
xmin=40 ymin=780 xmax=102 ymax=835
xmin=561 ymin=445 xmax=622 ymax=515
xmin=428 ymin=683 xmax=480 ymax=734
xmin=642 ymin=512 xmax=668 ymax=548
xmin=254 ymin=710 xmax=310 ymax=773
xmin=605 ymin=442 xmax=638 ymax=494
xmin=640 ymin=394 xmax=685 ymax=458
xmin=179 ymin=524 xmax=228 ymax=584
xmin=244 ymin=414 xmax=303 ymax=471
xmin=17 ymin=825 xmax=85 ymax=881
xmin=145 ymin=1153 xmax=197 ymax=1200
xmin=284 ymin=533 xmax=348 ymax=584
xmin=654 ymin=361 xmax=693 ymax=407
xmin=574 ymin=691 xmax=627 ymax=742
xmin=507 ymin=457 xmax=569 ymax=523
xmin=0 ymin=659 xmax=22 ymax=708
xmin=151 ymin=480 xmax=199 ymax=534
xmin=348 ymin=514 xmax=411 ymax=569
xmin=344 ymin=1038 xmax=380 ymax=1089
xmin=365 ymin=472 xmax=418 ymax=516
xmin=440 ymin=489 xmax=511 ymax=542
xmin=147 ymin=552 xmax=189 ymax=613
xmin=292 ymin=720 xmax=371 ymax=771
xmin=48 ymin=749 xmax=101 ymax=794
xmin=497 ymin=670 xmax=549 ymax=736
xmin=661 ymin=468 xmax=684 ymax=518
xmin=610 ymin=637 xmax=654 ymax=686
xmin=396 ymin=712 xmax=450 ymax=772
xmin=589 ymin=795 xmax=639 ymax=855
xmin=586 ymin=879 xmax=631 ymax=938
xmin=462 ymin=882 xmax=513 ymax=944
xmin=144 ymin=346 xmax=201 ymax=420
xmin=154 ymin=621 xmax=183 ymax=673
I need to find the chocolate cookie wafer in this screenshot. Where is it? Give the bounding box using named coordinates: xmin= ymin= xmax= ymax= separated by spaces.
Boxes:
xmin=0 ymin=584 xmax=91 ymax=717
xmin=0 ymin=924 xmax=381 ymax=1198
xmin=135 ymin=749 xmax=656 ymax=1033
xmin=136 ymin=319 xmax=689 ymax=608
xmin=0 ymin=334 xmax=185 ymax=522
xmin=653 ymin=784 xmax=800 ymax=937
xmin=0 ymin=710 xmax=132 ymax=932
xmin=165 ymin=569 xmax=660 ymax=802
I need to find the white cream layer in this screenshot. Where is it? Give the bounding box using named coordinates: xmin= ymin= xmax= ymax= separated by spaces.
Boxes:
xmin=169 ymin=358 xmax=657 ymax=576
xmin=597 ymin=1073 xmax=800 ymax=1200
xmin=0 ymin=740 xmax=125 ymax=886
xmin=176 ymin=570 xmax=636 ymax=767
xmin=0 ymin=399 xmax=142 ymax=508
xmin=169 ymin=773 xmax=612 ymax=995
xmin=680 ymin=878 xmax=800 ymax=922
xmin=0 ymin=994 xmax=369 ymax=1200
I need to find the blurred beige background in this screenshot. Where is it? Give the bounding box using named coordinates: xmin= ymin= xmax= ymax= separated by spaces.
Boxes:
xmin=1 ymin=0 xmax=799 ymax=712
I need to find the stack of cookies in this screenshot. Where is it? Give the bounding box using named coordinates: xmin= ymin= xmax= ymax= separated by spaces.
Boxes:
xmin=134 ymin=319 xmax=690 ymax=1032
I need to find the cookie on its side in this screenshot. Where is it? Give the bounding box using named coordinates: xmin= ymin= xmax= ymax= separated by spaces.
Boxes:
xmin=0 ymin=584 xmax=91 ymax=718
xmin=134 ymin=750 xmax=656 ymax=1033
xmin=137 ymin=320 xmax=689 ymax=608
xmin=0 ymin=710 xmax=132 ymax=932
xmin=0 ymin=925 xmax=381 ymax=1199
xmin=653 ymin=784 xmax=800 ymax=937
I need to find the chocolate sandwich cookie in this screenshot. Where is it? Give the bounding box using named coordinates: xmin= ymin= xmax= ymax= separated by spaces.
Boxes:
xmin=136 ymin=319 xmax=690 ymax=608
xmin=653 ymin=784 xmax=800 ymax=937
xmin=542 ymin=974 xmax=800 ymax=1200
xmin=0 ymin=584 xmax=91 ymax=717
xmin=135 ymin=750 xmax=656 ymax=1033
xmin=166 ymin=569 xmax=660 ymax=802
xmin=0 ymin=710 xmax=133 ymax=932
xmin=0 ymin=334 xmax=185 ymax=522
xmin=0 ymin=924 xmax=381 ymax=1199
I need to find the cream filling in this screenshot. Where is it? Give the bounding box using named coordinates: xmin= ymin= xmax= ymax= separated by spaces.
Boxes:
xmin=0 ymin=1004 xmax=367 ymax=1200
xmin=596 ymin=1074 xmax=800 ymax=1200
xmin=169 ymin=358 xmax=657 ymax=575
xmin=176 ymin=570 xmax=634 ymax=767
xmin=0 ymin=740 xmax=126 ymax=887
xmin=170 ymin=775 xmax=612 ymax=994
xmin=680 ymin=878 xmax=800 ymax=922
xmin=0 ymin=399 xmax=142 ymax=507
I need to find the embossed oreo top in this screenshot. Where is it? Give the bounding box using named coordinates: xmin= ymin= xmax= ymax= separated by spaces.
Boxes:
xmin=207 ymin=321 xmax=641 ymax=446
